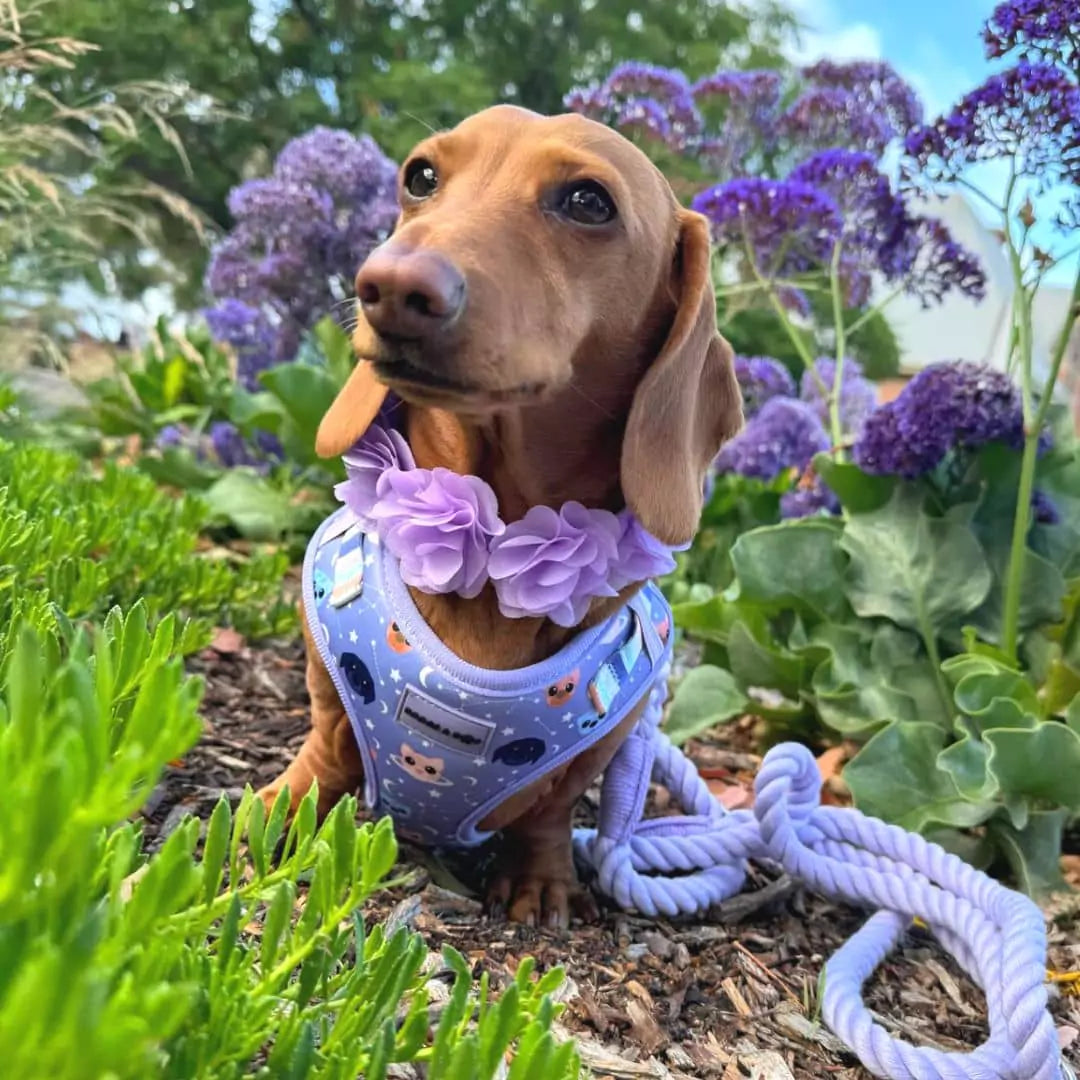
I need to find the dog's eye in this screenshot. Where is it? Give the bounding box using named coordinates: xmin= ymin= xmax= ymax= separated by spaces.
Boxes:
xmin=561 ymin=181 xmax=616 ymax=225
xmin=404 ymin=159 xmax=438 ymax=199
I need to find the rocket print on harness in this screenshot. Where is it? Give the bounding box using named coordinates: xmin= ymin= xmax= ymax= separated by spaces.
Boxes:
xmin=330 ymin=525 xmax=365 ymax=607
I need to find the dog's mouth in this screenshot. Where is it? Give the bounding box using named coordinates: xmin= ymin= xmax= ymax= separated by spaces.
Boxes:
xmin=366 ymin=339 xmax=550 ymax=409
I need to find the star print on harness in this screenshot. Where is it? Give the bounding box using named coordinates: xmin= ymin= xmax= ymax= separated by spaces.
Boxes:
xmin=305 ymin=505 xmax=671 ymax=847
xmin=301 ymin=414 xmax=1072 ymax=1080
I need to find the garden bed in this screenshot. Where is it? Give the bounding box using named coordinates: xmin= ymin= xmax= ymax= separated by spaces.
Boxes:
xmin=143 ymin=634 xmax=1080 ymax=1080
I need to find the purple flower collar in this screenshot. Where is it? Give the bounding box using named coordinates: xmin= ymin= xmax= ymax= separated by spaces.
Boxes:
xmin=333 ymin=422 xmax=680 ymax=627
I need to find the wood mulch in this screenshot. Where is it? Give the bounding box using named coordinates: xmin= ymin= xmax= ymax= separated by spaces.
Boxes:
xmin=143 ymin=633 xmax=1080 ymax=1080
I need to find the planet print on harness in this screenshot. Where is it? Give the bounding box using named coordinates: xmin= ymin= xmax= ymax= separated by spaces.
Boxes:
xmin=386 ymin=620 xmax=411 ymax=653
xmin=545 ymin=669 xmax=579 ymax=706
xmin=391 ymin=742 xmax=454 ymax=786
xmin=492 ymin=737 xmax=546 ymax=766
xmin=339 ymin=652 xmax=376 ymax=704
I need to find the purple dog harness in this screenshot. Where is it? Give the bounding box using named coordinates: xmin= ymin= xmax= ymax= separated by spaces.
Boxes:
xmin=304 ymin=417 xmax=1069 ymax=1080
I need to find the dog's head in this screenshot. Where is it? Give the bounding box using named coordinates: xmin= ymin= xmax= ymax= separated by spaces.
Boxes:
xmin=317 ymin=105 xmax=741 ymax=544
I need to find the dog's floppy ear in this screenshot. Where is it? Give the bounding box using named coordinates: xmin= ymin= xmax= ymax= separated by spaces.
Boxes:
xmin=621 ymin=209 xmax=742 ymax=545
xmin=314 ymin=360 xmax=389 ymax=458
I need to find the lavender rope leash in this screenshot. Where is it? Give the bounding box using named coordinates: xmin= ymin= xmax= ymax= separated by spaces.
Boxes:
xmin=572 ymin=659 xmax=1069 ymax=1080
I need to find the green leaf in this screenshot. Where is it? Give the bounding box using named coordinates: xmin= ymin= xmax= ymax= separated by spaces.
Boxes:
xmin=937 ymin=734 xmax=996 ymax=802
xmin=259 ymin=361 xmax=341 ymax=463
xmin=1066 ymin=694 xmax=1080 ymax=734
xmin=983 ymin=721 xmax=1080 ymax=812
xmin=727 ymin=619 xmax=808 ymax=698
xmin=953 ymin=670 xmax=1040 ymax=733
xmin=841 ymin=486 xmax=992 ymax=639
xmin=989 ymin=809 xmax=1069 ymax=895
xmin=311 ymin=317 xmax=356 ymax=388
xmin=813 ymin=454 xmax=896 ymax=513
xmin=844 ymin=722 xmax=996 ymax=832
xmin=203 ymin=470 xmax=296 ymax=540
xmin=729 ymin=519 xmax=849 ymax=620
xmin=665 ymin=666 xmax=748 ymax=745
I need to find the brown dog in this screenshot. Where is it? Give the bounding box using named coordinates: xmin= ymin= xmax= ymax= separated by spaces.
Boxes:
xmin=258 ymin=105 xmax=742 ymax=927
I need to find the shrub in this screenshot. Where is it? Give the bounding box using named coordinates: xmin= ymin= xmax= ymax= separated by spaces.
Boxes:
xmin=664 ymin=5 xmax=1080 ymax=894
xmin=0 ymin=438 xmax=293 ymax=653
xmin=0 ymin=612 xmax=578 ymax=1078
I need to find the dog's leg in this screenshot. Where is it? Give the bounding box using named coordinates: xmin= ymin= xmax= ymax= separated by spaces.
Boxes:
xmin=257 ymin=608 xmax=364 ymax=819
xmin=484 ymin=700 xmax=646 ymax=929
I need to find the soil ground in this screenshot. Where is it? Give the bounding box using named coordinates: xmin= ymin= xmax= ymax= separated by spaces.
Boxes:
xmin=144 ymin=633 xmax=1080 ymax=1080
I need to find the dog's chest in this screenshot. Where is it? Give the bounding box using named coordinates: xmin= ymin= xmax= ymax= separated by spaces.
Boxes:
xmin=303 ymin=508 xmax=672 ymax=848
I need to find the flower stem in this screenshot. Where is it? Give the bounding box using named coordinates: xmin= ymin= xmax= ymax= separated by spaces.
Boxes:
xmin=828 ymin=247 xmax=847 ymax=457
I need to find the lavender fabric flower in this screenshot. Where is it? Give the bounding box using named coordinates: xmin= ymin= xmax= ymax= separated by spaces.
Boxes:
xmin=336 ymin=425 xmax=416 ymax=531
xmin=734 ymin=355 xmax=796 ymax=417
xmin=983 ymin=1 xmax=1079 ymax=62
xmin=607 ymin=510 xmax=680 ymax=591
xmin=371 ymin=467 xmax=505 ymax=600
xmin=853 ymin=362 xmax=1035 ymax=477
xmin=489 ymin=503 xmax=622 ymax=626
xmin=692 ymin=178 xmax=842 ymax=278
xmin=904 ymin=62 xmax=1080 ymax=196
xmin=204 ymin=127 xmax=398 ymax=385
xmin=800 ymin=357 xmax=878 ymax=436
xmin=715 ymin=397 xmax=830 ymax=481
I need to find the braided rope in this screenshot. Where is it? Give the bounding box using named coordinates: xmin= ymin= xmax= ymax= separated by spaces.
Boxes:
xmin=571 ymin=666 xmax=1067 ymax=1080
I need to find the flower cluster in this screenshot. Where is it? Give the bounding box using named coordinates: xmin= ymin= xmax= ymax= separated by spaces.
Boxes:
xmin=335 ymin=424 xmax=676 ymax=625
xmin=903 ymin=62 xmax=1080 ymax=196
xmin=800 ymin=357 xmax=878 ymax=435
xmin=734 ymin=355 xmax=796 ymax=417
xmin=983 ymin=0 xmax=1079 ymax=63
xmin=156 ymin=421 xmax=284 ymax=474
xmin=691 ymin=178 xmax=842 ymax=278
xmin=715 ymin=397 xmax=830 ymax=482
xmin=853 ymin=362 xmax=1033 ymax=477
xmin=204 ymin=127 xmax=398 ymax=387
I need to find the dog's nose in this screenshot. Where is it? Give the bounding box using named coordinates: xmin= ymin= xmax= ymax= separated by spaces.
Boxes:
xmin=356 ymin=244 xmax=466 ymax=339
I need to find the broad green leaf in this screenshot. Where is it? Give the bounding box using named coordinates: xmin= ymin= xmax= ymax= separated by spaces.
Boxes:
xmin=983 ymin=721 xmax=1080 ymax=811
xmin=727 ymin=619 xmax=808 ymax=698
xmin=840 ymin=486 xmax=992 ymax=639
xmin=1066 ymin=694 xmax=1080 ymax=734
xmin=813 ymin=454 xmax=896 ymax=513
xmin=953 ymin=670 xmax=1040 ymax=733
xmin=989 ymin=809 xmax=1069 ymax=895
xmin=259 ymin=360 xmax=341 ymax=461
xmin=937 ymin=734 xmax=996 ymax=802
xmin=729 ymin=519 xmax=849 ymax=621
xmin=844 ymin=722 xmax=996 ymax=832
xmin=203 ymin=470 xmax=296 ymax=540
xmin=665 ymin=666 xmax=748 ymax=745
xmin=311 ymin=316 xmax=356 ymax=388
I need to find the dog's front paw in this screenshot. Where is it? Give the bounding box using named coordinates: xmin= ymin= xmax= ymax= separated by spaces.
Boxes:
xmin=485 ymin=869 xmax=599 ymax=929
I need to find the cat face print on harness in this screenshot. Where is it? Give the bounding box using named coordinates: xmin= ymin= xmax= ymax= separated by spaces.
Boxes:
xmin=391 ymin=742 xmax=453 ymax=785
xmin=386 ymin=620 xmax=411 ymax=654
xmin=545 ymin=669 xmax=579 ymax=707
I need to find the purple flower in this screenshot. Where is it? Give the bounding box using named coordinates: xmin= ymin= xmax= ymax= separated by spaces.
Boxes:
xmin=853 ymin=362 xmax=1035 ymax=477
xmin=205 ymin=127 xmax=398 ymax=382
xmin=904 ymin=62 xmax=1080 ymax=195
xmin=800 ymin=357 xmax=878 ymax=437
xmin=715 ymin=397 xmax=830 ymax=481
xmin=778 ymin=88 xmax=896 ymax=157
xmin=612 ymin=98 xmax=672 ymax=143
xmin=691 ymin=69 xmax=782 ymax=173
xmin=788 ymin=149 xmax=908 ymax=305
xmin=693 ymin=69 xmax=783 ymax=116
xmin=607 ymin=510 xmax=679 ymax=591
xmin=157 ymin=425 xmax=185 ymax=449
xmin=488 ymin=503 xmax=622 ymax=627
xmin=776 ymin=285 xmax=812 ymax=318
xmin=734 ymin=355 xmax=797 ymax=417
xmin=210 ymin=421 xmax=253 ymax=468
xmin=336 ymin=424 xmax=416 ymax=531
xmin=1032 ymin=489 xmax=1061 ymax=524
xmin=983 ymin=1 xmax=1080 ymax=62
xmin=371 ymin=467 xmax=505 ymax=600
xmin=881 ymin=215 xmax=988 ymax=307
xmin=780 ymin=478 xmax=841 ymax=519
xmin=692 ymin=178 xmax=842 ymax=278
xmin=802 ymin=60 xmax=923 ymax=139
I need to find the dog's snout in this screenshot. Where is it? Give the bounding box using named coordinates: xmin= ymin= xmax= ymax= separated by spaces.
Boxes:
xmin=356 ymin=244 xmax=465 ymax=340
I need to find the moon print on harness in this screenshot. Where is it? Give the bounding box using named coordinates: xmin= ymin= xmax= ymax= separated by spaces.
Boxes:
xmin=390 ymin=742 xmax=454 ymax=786
xmin=545 ymin=668 xmax=579 ymax=707
xmin=339 ymin=652 xmax=376 ymax=704
xmin=492 ymin=737 xmax=546 ymax=766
